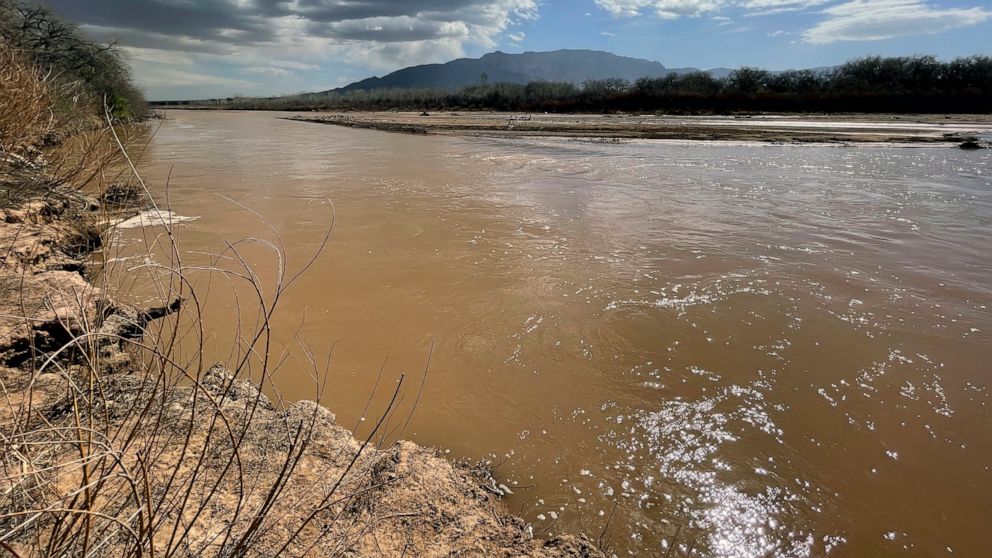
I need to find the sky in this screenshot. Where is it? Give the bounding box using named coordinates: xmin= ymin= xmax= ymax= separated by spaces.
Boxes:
xmin=41 ymin=0 xmax=992 ymax=101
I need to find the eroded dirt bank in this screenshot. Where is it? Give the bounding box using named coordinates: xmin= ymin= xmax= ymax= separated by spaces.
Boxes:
xmin=283 ymin=111 xmax=992 ymax=145
xmin=0 ymin=169 xmax=603 ymax=556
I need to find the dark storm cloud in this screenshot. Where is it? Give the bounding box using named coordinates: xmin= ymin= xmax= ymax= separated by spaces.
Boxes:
xmin=41 ymin=0 xmax=526 ymax=50
xmin=37 ymin=0 xmax=536 ymax=99
xmin=276 ymin=0 xmax=492 ymax=21
xmin=43 ymin=0 xmax=275 ymax=45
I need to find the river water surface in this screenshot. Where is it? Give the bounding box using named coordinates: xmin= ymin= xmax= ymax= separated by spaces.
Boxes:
xmin=115 ymin=111 xmax=991 ymax=557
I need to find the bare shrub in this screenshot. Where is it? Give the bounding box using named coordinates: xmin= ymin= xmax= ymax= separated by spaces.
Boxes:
xmin=0 ymin=43 xmax=53 ymax=161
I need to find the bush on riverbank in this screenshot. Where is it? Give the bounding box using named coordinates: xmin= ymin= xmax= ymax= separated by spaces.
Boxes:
xmin=1 ymin=0 xmax=147 ymax=209
xmin=0 ymin=41 xmax=132 ymax=209
xmin=186 ymin=55 xmax=992 ymax=114
xmin=0 ymin=0 xmax=147 ymax=121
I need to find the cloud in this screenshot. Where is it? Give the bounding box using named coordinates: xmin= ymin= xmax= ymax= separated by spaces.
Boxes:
xmin=132 ymin=67 xmax=259 ymax=89
xmin=47 ymin=0 xmax=537 ymax=70
xmin=118 ymin=47 xmax=195 ymax=66
xmin=594 ymin=0 xmax=723 ymax=18
xmin=803 ymin=0 xmax=992 ymax=43
xmin=269 ymin=61 xmax=321 ymax=71
xmin=593 ymin=0 xmax=832 ymax=18
xmin=594 ymin=0 xmax=838 ymax=18
xmin=507 ymin=32 xmax=526 ymax=42
xmin=242 ymin=66 xmax=292 ymax=77
xmin=594 ymin=0 xmax=989 ymax=43
xmin=43 ymin=0 xmax=538 ymax=98
xmin=322 ymin=16 xmax=472 ymax=42
xmin=741 ymin=0 xmax=829 ymax=14
xmin=342 ymin=39 xmax=468 ymax=71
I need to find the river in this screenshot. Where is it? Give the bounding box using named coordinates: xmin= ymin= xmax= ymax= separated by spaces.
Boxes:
xmin=110 ymin=110 xmax=991 ymax=557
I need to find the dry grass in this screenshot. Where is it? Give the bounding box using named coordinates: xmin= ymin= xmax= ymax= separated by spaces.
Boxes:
xmin=1 ymin=42 xmax=127 ymax=209
xmin=0 ymin=44 xmax=53 ymax=160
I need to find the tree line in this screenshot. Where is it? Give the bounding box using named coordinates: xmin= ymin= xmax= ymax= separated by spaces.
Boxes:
xmin=0 ymin=0 xmax=146 ymax=120
xmin=189 ymin=55 xmax=992 ymax=114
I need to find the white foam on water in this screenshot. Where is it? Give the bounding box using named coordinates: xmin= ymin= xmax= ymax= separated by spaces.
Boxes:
xmin=114 ymin=209 xmax=199 ymax=230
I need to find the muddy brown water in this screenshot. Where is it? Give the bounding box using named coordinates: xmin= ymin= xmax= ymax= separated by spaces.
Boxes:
xmin=108 ymin=111 xmax=991 ymax=557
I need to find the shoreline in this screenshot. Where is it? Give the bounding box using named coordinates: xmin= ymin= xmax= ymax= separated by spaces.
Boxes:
xmin=270 ymin=111 xmax=992 ymax=145
xmin=0 ymin=166 xmax=603 ymax=556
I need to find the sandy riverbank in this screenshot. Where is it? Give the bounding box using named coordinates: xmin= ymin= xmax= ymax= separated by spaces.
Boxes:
xmin=281 ymin=110 xmax=992 ymax=145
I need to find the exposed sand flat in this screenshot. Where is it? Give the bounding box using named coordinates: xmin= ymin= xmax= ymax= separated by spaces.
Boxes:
xmin=284 ymin=111 xmax=992 ymax=145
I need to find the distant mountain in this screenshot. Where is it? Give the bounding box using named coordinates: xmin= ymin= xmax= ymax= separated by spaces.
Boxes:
xmin=329 ymin=50 xmax=720 ymax=94
xmin=705 ymin=67 xmax=734 ymax=79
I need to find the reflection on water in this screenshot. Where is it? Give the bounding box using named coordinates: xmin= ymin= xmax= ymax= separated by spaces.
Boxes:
xmin=114 ymin=111 xmax=991 ymax=557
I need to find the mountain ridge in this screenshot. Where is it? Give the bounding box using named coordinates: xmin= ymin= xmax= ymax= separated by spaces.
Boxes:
xmin=329 ymin=49 xmax=731 ymax=94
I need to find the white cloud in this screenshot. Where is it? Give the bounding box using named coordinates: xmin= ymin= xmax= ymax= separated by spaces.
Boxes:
xmin=595 ymin=0 xmax=723 ymax=18
xmin=323 ymin=16 xmax=471 ymax=42
xmin=242 ymin=66 xmax=292 ymax=76
xmin=321 ymin=1 xmax=538 ymax=70
xmin=594 ymin=0 xmax=990 ymax=43
xmin=118 ymin=47 xmax=195 ymax=66
xmin=742 ymin=0 xmax=830 ymax=14
xmin=593 ymin=0 xmax=828 ymax=18
xmin=743 ymin=0 xmax=823 ymax=6
xmin=803 ymin=0 xmax=992 ymax=43
xmin=338 ymin=39 xmax=467 ymax=71
xmin=507 ymin=32 xmax=526 ymax=42
xmin=132 ymin=67 xmax=258 ymax=89
xmin=269 ymin=60 xmax=320 ymax=71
